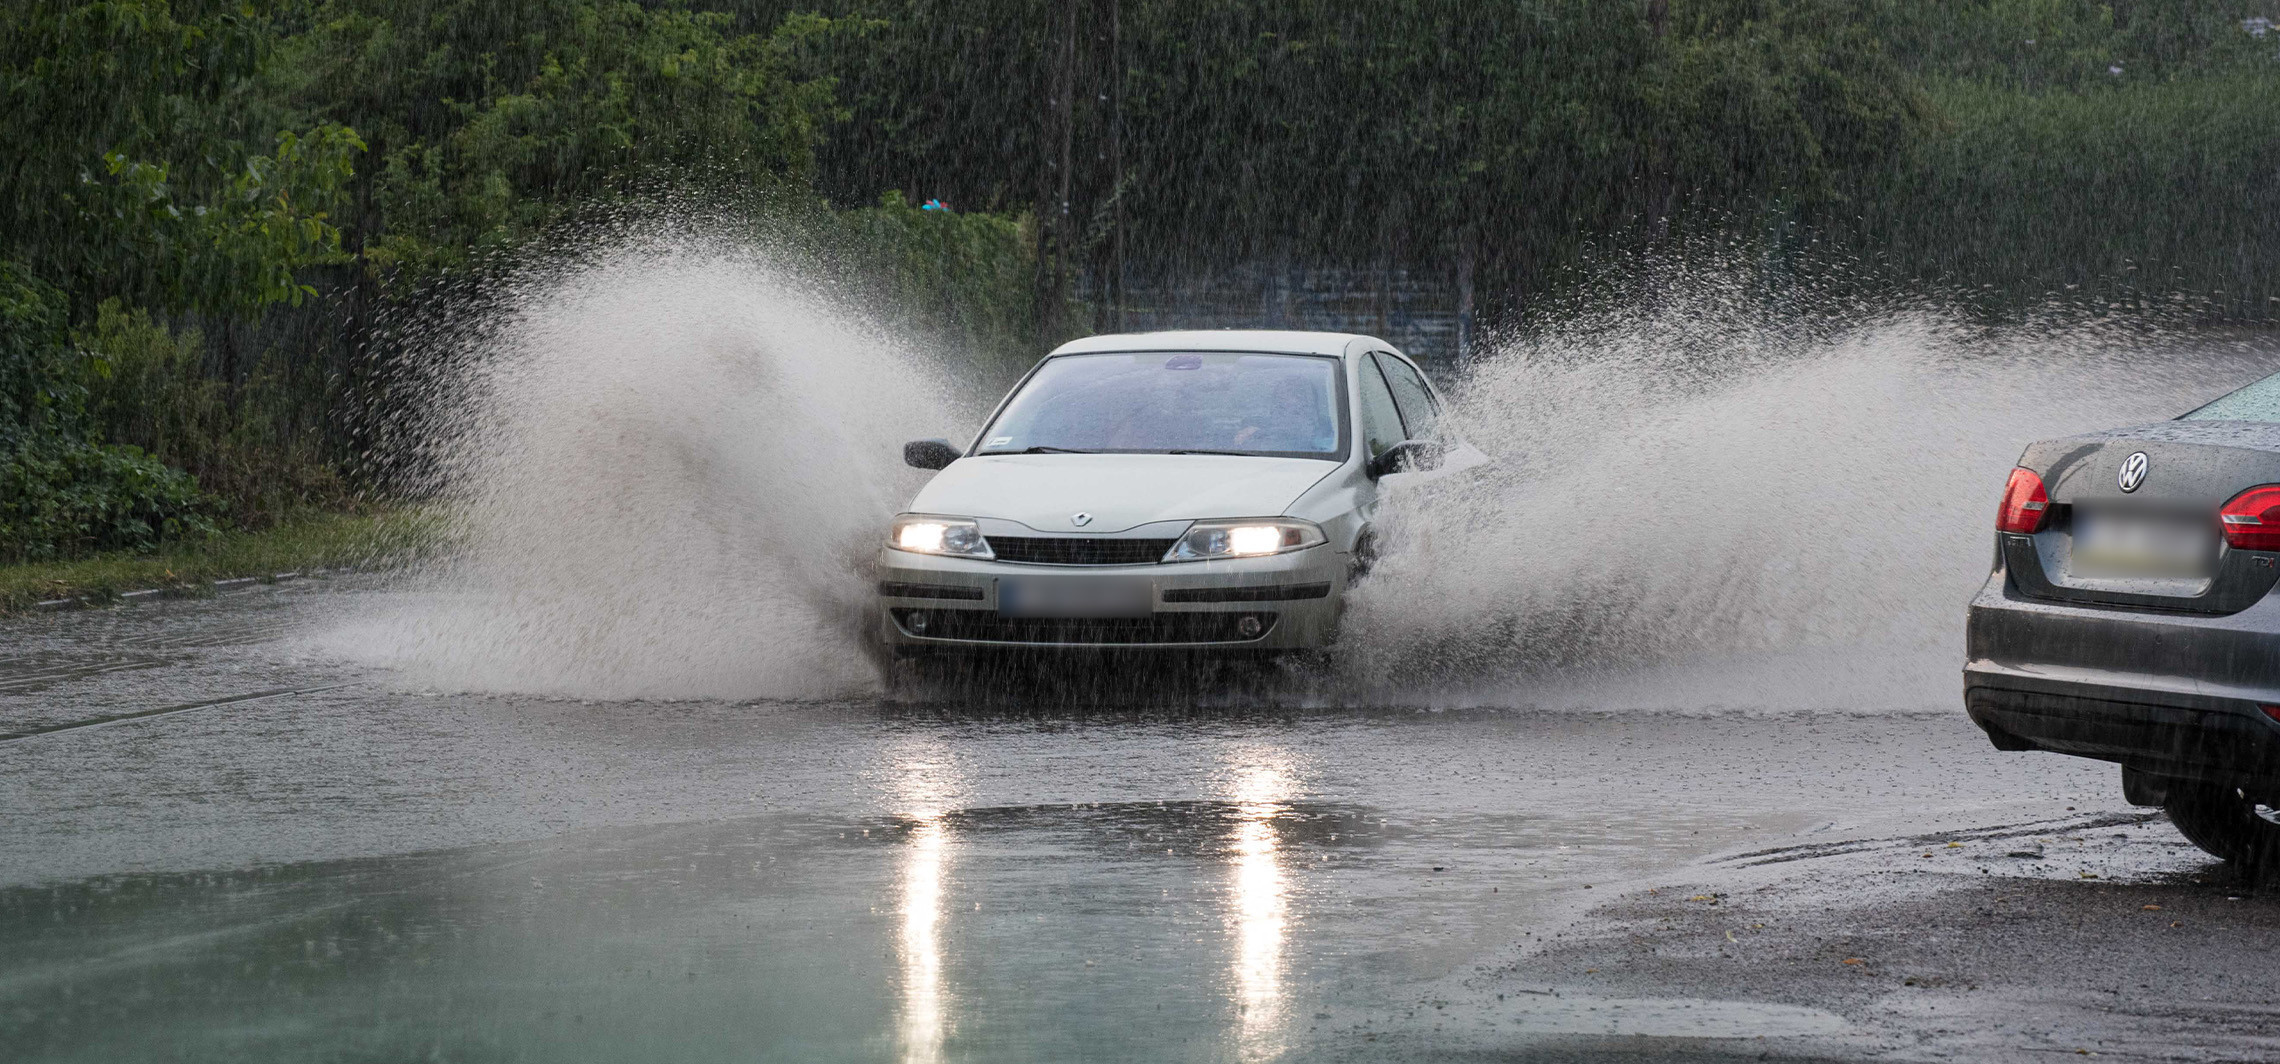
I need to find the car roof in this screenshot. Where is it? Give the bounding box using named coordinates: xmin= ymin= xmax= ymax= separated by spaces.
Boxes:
xmin=1046 ymin=330 xmax=1392 ymax=359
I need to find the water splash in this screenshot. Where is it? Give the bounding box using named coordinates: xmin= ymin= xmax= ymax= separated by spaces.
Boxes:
xmin=329 ymin=237 xmax=973 ymax=699
xmin=327 ymin=234 xmax=2274 ymax=710
xmin=1336 ymin=274 xmax=2272 ymax=709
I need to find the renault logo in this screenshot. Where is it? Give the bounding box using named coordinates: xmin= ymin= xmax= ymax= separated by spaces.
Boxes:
xmin=1071 ymin=512 xmax=1094 ymax=527
xmin=2118 ymin=451 xmax=2149 ymax=493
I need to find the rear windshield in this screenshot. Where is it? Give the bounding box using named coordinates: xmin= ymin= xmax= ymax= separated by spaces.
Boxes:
xmin=2183 ymin=370 xmax=2280 ymax=422
xmin=975 ymin=352 xmax=1346 ymax=459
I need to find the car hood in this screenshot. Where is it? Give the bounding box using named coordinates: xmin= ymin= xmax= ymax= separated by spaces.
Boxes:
xmin=907 ymin=454 xmax=1338 ymax=533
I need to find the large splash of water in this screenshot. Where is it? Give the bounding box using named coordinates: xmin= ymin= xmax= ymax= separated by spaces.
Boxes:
xmin=329 ymin=234 xmax=2274 ymax=707
xmin=1337 ymin=278 xmax=2267 ymax=709
xmin=330 ymin=239 xmax=975 ymax=699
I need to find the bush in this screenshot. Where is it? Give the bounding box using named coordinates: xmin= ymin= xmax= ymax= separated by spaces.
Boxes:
xmin=0 ymin=258 xmax=79 ymax=447
xmin=0 ymin=439 xmax=217 ymax=563
xmin=77 ymin=299 xmax=344 ymax=526
xmin=1845 ymin=70 xmax=2280 ymax=317
xmin=0 ymin=261 xmax=220 ymax=563
xmin=827 ymin=192 xmax=1035 ymax=352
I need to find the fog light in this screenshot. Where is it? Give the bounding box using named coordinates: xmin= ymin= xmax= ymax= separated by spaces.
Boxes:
xmin=906 ymin=611 xmax=930 ymax=635
xmin=1236 ymin=614 xmax=1263 ymax=639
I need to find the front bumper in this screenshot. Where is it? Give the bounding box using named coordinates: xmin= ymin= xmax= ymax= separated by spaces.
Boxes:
xmin=1964 ymin=566 xmax=2280 ymax=787
xmin=876 ymin=545 xmax=1346 ymax=650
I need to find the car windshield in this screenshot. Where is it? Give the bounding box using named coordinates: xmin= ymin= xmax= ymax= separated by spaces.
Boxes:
xmin=975 ymin=351 xmax=1346 ymax=459
xmin=2183 ymin=369 xmax=2280 ymax=422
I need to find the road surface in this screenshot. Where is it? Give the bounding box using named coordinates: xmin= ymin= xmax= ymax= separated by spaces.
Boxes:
xmin=1 ymin=580 xmax=2273 ymax=1062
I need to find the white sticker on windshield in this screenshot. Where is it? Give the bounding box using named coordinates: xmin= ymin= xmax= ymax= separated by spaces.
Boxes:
xmin=989 ymin=436 xmax=1013 ymax=447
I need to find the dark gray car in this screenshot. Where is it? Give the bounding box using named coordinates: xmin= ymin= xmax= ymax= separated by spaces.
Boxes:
xmin=1967 ymin=369 xmax=2280 ymax=874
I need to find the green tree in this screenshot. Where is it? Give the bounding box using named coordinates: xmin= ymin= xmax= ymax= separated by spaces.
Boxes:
xmin=0 ymin=1 xmax=359 ymax=322
xmin=774 ymin=0 xmax=1928 ymax=324
xmin=289 ymin=0 xmax=848 ymax=276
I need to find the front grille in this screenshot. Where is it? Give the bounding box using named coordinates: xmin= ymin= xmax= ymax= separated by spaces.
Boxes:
xmin=892 ymin=608 xmax=1276 ymax=645
xmin=987 ymin=537 xmax=1178 ymax=566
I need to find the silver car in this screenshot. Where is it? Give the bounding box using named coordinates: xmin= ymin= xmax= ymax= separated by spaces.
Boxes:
xmin=877 ymin=331 xmax=1480 ymax=653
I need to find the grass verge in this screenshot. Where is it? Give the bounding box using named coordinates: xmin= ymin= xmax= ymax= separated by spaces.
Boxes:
xmin=0 ymin=509 xmax=446 ymax=614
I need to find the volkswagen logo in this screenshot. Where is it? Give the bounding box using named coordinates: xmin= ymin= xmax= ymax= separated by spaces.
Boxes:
xmin=2118 ymin=451 xmax=2149 ymax=493
xmin=1070 ymin=512 xmax=1094 ymax=527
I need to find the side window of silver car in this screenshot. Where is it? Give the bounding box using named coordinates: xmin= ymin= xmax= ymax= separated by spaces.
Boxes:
xmin=1357 ymin=356 xmax=1406 ymax=460
xmin=1372 ymin=352 xmax=1440 ymax=444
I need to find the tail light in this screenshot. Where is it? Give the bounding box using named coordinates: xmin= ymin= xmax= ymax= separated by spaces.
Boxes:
xmin=2220 ymin=485 xmax=2280 ymax=551
xmin=1996 ymin=467 xmax=2049 ymax=534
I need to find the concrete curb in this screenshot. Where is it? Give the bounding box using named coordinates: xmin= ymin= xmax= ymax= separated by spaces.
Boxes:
xmin=32 ymin=568 xmax=337 ymax=613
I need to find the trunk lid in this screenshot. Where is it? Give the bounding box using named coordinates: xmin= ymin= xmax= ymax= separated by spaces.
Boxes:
xmin=2010 ymin=420 xmax=2280 ymax=612
xmin=2028 ymin=421 xmax=2280 ymax=510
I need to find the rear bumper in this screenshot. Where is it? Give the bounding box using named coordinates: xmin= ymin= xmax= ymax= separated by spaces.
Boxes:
xmin=876 ymin=545 xmax=1346 ymax=650
xmin=1965 ymin=565 xmax=2280 ymax=787
xmin=1964 ymin=685 xmax=2280 ymax=787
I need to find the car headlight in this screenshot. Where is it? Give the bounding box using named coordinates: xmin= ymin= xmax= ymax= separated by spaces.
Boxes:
xmin=1163 ymin=518 xmax=1325 ymax=562
xmin=889 ymin=514 xmax=994 ymax=558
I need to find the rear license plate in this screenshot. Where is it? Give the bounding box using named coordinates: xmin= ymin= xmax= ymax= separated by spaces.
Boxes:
xmin=2071 ymin=508 xmax=2217 ymax=578
xmin=997 ymin=577 xmax=1154 ymax=618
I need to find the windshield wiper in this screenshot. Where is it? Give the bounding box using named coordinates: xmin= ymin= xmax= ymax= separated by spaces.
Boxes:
xmin=1007 ymin=446 xmax=1100 ymax=454
xmin=1165 ymin=449 xmax=1257 ymax=456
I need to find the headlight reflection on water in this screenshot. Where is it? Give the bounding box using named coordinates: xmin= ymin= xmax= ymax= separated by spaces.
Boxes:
xmin=1226 ymin=761 xmax=1295 ymax=1061
xmin=899 ymin=813 xmax=951 ymax=1064
xmin=892 ymin=750 xmax=963 ymax=1064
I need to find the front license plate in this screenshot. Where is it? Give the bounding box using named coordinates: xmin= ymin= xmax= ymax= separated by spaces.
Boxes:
xmin=997 ymin=577 xmax=1154 ymax=618
xmin=2072 ymin=508 xmax=2217 ymax=578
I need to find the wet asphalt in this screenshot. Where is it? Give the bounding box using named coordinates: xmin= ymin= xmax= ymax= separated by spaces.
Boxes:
xmin=1 ymin=580 xmax=2275 ymax=1063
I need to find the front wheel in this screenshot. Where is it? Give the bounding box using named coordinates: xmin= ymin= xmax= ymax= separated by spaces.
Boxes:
xmin=2164 ymin=784 xmax=2280 ymax=877
xmin=1348 ymin=530 xmax=1380 ymax=581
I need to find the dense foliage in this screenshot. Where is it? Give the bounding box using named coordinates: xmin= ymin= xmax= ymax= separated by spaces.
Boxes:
xmin=1 ymin=0 xmax=2274 ymax=560
xmin=1861 ymin=6 xmax=2280 ymax=316
xmin=286 ymin=0 xmax=844 ymax=274
xmin=760 ymin=0 xmax=2278 ymax=318
xmin=0 ymin=259 xmax=216 ymax=560
xmin=827 ymin=191 xmax=1040 ymax=365
xmin=0 ymin=0 xmax=867 ymax=559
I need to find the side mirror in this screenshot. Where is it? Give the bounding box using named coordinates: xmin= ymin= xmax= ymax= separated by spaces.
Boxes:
xmin=903 ymin=438 xmax=961 ymax=470
xmin=1366 ymin=439 xmax=1443 ymax=479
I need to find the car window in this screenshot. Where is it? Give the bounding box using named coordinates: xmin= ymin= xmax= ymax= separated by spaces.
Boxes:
xmin=2183 ymin=370 xmax=2280 ymax=422
xmin=1371 ymin=352 xmax=1441 ymax=443
xmin=975 ymin=351 xmax=1346 ymax=459
xmin=1357 ymin=356 xmax=1406 ymax=460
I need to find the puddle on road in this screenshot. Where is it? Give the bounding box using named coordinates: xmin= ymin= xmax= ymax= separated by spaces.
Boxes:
xmin=0 ymin=805 xmax=1546 ymax=1063
xmin=0 ymin=652 xmax=172 ymax=697
xmin=0 ymin=775 xmax=1815 ymax=1064
xmin=0 ymin=581 xmax=351 ymax=727
xmin=0 ymin=584 xmax=2139 ymax=1062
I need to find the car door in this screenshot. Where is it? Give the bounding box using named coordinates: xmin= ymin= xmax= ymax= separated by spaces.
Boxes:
xmin=1356 ymin=350 xmax=1409 ymax=467
xmin=1369 ymin=350 xmax=1483 ymax=484
xmin=1328 ymin=351 xmax=1408 ymax=558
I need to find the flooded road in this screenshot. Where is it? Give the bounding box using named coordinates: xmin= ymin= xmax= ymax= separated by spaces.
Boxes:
xmin=6 ymin=582 xmax=2270 ymax=1062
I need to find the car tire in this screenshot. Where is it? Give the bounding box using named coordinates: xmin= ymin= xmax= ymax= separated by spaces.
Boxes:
xmin=1349 ymin=530 xmax=1379 ymax=580
xmin=881 ymin=647 xmax=942 ymax=700
xmin=2164 ymin=784 xmax=2280 ymax=877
